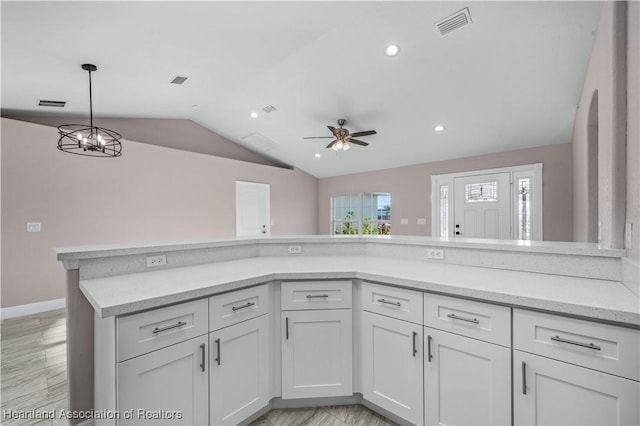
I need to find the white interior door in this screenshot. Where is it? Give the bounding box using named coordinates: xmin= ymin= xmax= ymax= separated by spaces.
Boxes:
xmin=236 ymin=181 xmax=270 ymax=237
xmin=454 ymin=173 xmax=511 ymax=239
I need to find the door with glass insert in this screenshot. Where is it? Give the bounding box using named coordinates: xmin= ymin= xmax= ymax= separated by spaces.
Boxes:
xmin=453 ymin=173 xmax=511 ymax=239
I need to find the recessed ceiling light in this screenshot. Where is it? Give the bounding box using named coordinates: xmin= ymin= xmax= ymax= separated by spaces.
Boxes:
xmin=315 ymin=153 xmax=321 ymax=158
xmin=434 ymin=125 xmax=445 ymax=132
xmin=250 ymin=112 xmax=258 ymax=118
xmin=385 ymin=44 xmax=400 ymax=57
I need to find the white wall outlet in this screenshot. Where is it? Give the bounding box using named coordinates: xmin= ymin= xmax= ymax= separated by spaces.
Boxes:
xmin=427 ymin=248 xmax=445 ymax=260
xmin=625 ymin=223 xmax=633 ymax=250
xmin=417 ymin=218 xmax=427 ymax=225
xmin=288 ymin=245 xmax=302 ymax=254
xmin=146 ymin=254 xmax=167 ymax=267
xmin=400 ymin=218 xmax=409 ymax=225
xmin=26 ymin=222 xmax=41 ymax=232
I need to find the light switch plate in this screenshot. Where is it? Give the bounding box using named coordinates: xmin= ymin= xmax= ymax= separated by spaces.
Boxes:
xmin=27 ymin=222 xmax=41 ymax=232
xmin=417 ymin=218 xmax=427 ymax=225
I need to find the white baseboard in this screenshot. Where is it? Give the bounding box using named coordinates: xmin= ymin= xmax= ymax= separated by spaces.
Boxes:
xmin=0 ymin=298 xmax=66 ymax=319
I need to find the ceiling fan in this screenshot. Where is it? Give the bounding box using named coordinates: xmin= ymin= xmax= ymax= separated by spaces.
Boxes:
xmin=304 ymin=119 xmax=376 ymax=151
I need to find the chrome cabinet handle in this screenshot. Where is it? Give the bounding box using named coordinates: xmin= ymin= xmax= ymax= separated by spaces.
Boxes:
xmin=412 ymin=331 xmax=418 ymax=357
xmin=153 ymin=321 xmax=187 ymax=334
xmin=378 ymin=298 xmax=401 ymax=307
xmin=522 ymin=361 xmax=527 ymax=395
xmin=306 ymin=294 xmax=329 ymax=299
xmin=427 ymin=335 xmax=433 ymax=362
xmin=550 ymin=335 xmax=601 ymax=350
xmin=200 ymin=343 xmax=206 ymax=372
xmin=285 ymin=317 xmax=289 ymax=340
xmin=215 ymin=338 xmax=221 ymax=365
xmin=446 ymin=313 xmax=480 ymax=324
xmin=232 ymin=302 xmax=255 ymax=312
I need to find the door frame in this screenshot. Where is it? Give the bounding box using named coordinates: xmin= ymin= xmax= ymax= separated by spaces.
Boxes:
xmin=235 ymin=181 xmax=270 ymax=237
xmin=431 ymin=163 xmax=543 ymax=240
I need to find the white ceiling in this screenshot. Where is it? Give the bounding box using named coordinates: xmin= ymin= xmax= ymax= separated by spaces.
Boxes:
xmin=1 ymin=1 xmax=601 ymax=178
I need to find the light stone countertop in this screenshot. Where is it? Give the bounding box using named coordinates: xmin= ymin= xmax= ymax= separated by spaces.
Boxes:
xmin=80 ymin=255 xmax=640 ymax=326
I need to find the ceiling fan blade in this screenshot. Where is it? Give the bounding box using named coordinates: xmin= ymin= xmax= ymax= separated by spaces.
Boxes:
xmin=350 ymin=130 xmax=377 ymax=137
xmin=349 ymin=139 xmax=369 ymax=146
xmin=303 ymin=136 xmax=334 ymax=139
xmin=326 ymin=139 xmax=338 ymax=148
xmin=327 ymin=125 xmax=339 ymax=136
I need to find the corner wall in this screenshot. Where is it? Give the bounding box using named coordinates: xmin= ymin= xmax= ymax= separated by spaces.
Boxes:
xmin=0 ymin=118 xmax=319 ymax=309
xmin=626 ymin=1 xmax=639 ymax=258
xmin=572 ymin=1 xmax=630 ymax=249
xmin=318 ymin=143 xmax=573 ymax=241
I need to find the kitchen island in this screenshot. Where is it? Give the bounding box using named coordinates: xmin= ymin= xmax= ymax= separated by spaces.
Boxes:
xmin=55 ymin=236 xmax=639 ymax=425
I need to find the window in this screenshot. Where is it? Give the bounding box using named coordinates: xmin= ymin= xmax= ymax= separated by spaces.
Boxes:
xmin=517 ymin=178 xmax=531 ymax=240
xmin=332 ymin=192 xmax=391 ymax=235
xmin=465 ymin=181 xmax=498 ymax=203
xmin=440 ymin=185 xmax=449 ymax=237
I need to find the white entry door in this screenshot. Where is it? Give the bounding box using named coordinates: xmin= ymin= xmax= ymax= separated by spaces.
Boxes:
xmin=236 ymin=181 xmax=270 ymax=237
xmin=454 ymin=173 xmax=511 ymax=239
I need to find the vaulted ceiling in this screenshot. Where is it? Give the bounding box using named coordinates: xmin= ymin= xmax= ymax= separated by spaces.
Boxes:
xmin=1 ymin=1 xmax=601 ymax=178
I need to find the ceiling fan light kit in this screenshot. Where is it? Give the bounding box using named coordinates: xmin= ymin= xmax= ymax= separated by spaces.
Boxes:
xmin=304 ymin=118 xmax=376 ymax=152
xmin=57 ymin=64 xmax=123 ymax=157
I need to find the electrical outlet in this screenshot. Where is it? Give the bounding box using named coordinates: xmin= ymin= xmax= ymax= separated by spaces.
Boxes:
xmin=427 ymin=248 xmax=445 ymax=260
xmin=417 ymin=218 xmax=427 ymax=225
xmin=146 ymin=255 xmax=167 ymax=267
xmin=288 ymin=245 xmax=302 ymax=254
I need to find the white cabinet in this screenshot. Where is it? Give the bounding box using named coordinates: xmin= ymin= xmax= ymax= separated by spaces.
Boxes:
xmin=281 ymin=309 xmax=353 ymax=399
xmin=424 ymin=327 xmax=511 ymax=426
xmin=514 ymin=350 xmax=640 ymax=426
xmin=209 ymin=314 xmax=270 ymax=426
xmin=117 ymin=336 xmax=209 ymax=425
xmin=513 ymin=309 xmax=640 ymax=426
xmin=361 ymin=311 xmax=423 ymax=425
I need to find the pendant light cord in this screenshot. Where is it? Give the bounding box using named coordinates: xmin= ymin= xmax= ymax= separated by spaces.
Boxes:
xmin=88 ymin=68 xmax=94 ymax=132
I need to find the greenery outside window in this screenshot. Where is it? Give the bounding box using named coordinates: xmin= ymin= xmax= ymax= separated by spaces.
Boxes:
xmin=332 ymin=192 xmax=391 ymax=235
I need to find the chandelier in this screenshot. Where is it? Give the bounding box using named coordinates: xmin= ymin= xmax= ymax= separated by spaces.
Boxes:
xmin=57 ymin=64 xmax=122 ymax=157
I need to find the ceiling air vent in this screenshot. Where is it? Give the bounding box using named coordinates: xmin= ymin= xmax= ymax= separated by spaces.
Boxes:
xmin=262 ymin=105 xmax=277 ymax=113
xmin=170 ymin=76 xmax=188 ymax=84
xmin=38 ymin=100 xmax=66 ymax=107
xmin=434 ymin=8 xmax=472 ymax=37
xmin=241 ymin=132 xmax=278 ymax=151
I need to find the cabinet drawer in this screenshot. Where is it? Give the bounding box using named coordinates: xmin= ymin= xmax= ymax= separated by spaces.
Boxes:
xmin=424 ymin=293 xmax=510 ymax=347
xmin=362 ymin=282 xmax=423 ymax=324
xmin=281 ymin=281 xmax=352 ymax=310
xmin=514 ymin=309 xmax=640 ymax=380
xmin=117 ymin=299 xmax=208 ymax=362
xmin=209 ymin=284 xmax=269 ymax=331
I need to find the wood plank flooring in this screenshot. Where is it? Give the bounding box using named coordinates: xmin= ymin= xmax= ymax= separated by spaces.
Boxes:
xmin=1 ymin=310 xmax=397 ymax=426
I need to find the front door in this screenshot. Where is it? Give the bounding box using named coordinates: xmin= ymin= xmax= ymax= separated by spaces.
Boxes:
xmin=236 ymin=181 xmax=270 ymax=237
xmin=453 ymin=173 xmax=511 ymax=239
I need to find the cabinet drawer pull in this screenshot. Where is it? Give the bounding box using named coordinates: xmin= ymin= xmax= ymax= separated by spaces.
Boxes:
xmin=378 ymin=298 xmax=401 ymax=307
xmin=200 ymin=343 xmax=206 ymax=372
xmin=152 ymin=321 xmax=187 ymax=334
xmin=550 ymin=335 xmax=601 ymax=350
xmin=306 ymin=294 xmax=329 ymax=299
xmin=427 ymin=335 xmax=433 ymax=362
xmin=446 ymin=313 xmax=480 ymax=324
xmin=214 ymin=338 xmax=221 ymax=365
xmin=231 ymin=302 xmax=255 ymax=312
xmin=522 ymin=361 xmax=527 ymax=395
xmin=412 ymin=331 xmax=418 ymax=357
xmin=285 ymin=317 xmax=289 ymax=340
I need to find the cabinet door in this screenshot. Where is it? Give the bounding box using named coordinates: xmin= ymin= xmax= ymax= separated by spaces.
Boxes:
xmin=424 ymin=328 xmax=511 ymax=426
xmin=514 ymin=350 xmax=640 ymax=426
xmin=117 ymin=337 xmax=208 ymax=425
xmin=361 ymin=311 xmax=423 ymax=425
xmin=281 ymin=309 xmax=352 ymax=399
xmin=210 ymin=314 xmax=270 ymax=425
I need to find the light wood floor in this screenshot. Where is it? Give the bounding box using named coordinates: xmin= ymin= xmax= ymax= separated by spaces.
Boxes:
xmin=1 ymin=310 xmax=397 ymax=426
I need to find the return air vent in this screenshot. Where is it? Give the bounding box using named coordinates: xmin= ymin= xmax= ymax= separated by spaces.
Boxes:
xmin=38 ymin=100 xmax=66 ymax=107
xmin=170 ymin=76 xmax=188 ymax=84
xmin=435 ymin=8 xmax=472 ymax=36
xmin=262 ymin=105 xmax=277 ymax=113
xmin=241 ymin=132 xmax=278 ymax=151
